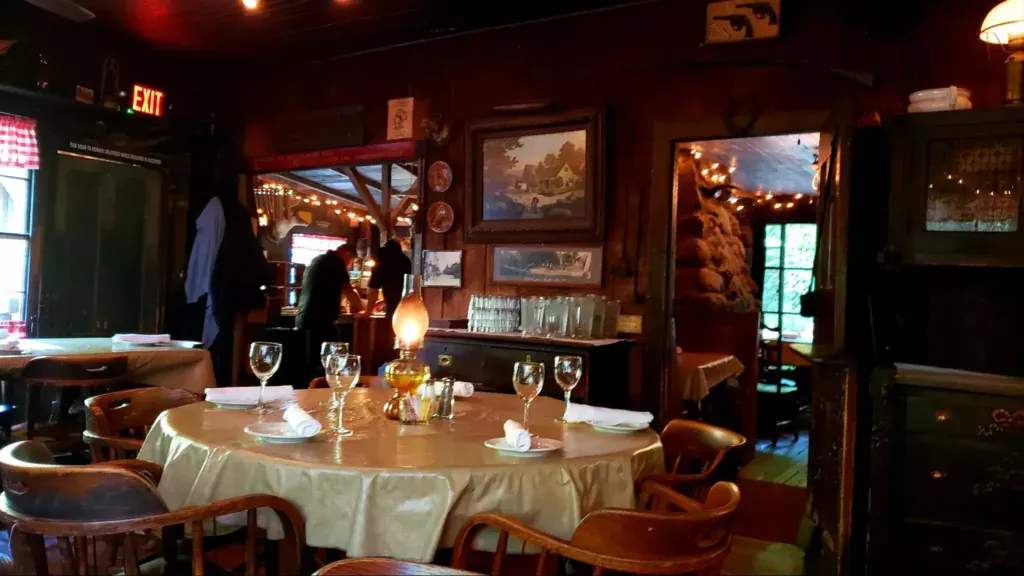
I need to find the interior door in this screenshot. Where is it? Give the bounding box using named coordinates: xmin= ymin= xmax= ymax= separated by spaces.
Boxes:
xmin=37 ymin=153 xmax=162 ymax=337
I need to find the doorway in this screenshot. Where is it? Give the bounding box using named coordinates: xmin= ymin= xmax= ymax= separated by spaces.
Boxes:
xmin=37 ymin=152 xmax=163 ymax=337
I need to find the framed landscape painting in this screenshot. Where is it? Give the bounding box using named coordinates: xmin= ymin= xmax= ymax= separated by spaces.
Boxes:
xmin=422 ymin=250 xmax=462 ymax=288
xmin=491 ymin=245 xmax=602 ymax=287
xmin=465 ymin=109 xmax=604 ymax=243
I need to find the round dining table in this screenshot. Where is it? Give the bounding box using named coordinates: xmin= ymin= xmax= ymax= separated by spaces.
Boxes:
xmin=138 ymin=388 xmax=664 ymax=561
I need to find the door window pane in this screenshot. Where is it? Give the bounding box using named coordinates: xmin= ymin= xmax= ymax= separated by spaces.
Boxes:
xmin=0 ymin=237 xmax=28 ymax=322
xmin=765 ymin=224 xmax=782 ymax=267
xmin=784 ymin=223 xmax=817 ymax=268
xmin=0 ymin=175 xmax=30 ymax=234
xmin=762 ymin=268 xmax=780 ymax=313
xmin=782 ymin=269 xmax=813 ymax=313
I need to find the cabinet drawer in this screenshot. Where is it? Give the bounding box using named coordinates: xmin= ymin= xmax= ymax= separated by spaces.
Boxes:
xmin=900 ymin=521 xmax=1024 ymax=576
xmin=905 ymin=389 xmax=1024 ymax=445
xmin=901 ymin=439 xmax=1022 ymax=531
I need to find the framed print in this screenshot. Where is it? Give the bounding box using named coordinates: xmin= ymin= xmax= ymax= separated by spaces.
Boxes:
xmin=465 ymin=109 xmax=604 ymax=243
xmin=491 ymin=244 xmax=602 ymax=287
xmin=422 ymin=250 xmax=463 ymax=287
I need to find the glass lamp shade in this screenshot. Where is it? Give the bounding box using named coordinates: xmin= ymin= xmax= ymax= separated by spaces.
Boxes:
xmin=392 ymin=274 xmax=429 ymax=349
xmin=981 ymin=0 xmax=1024 ymax=45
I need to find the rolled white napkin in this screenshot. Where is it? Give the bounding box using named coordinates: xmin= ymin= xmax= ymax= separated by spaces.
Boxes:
xmin=0 ymin=339 xmax=18 ymax=352
xmin=564 ymin=404 xmax=654 ymax=426
xmin=503 ymin=419 xmax=532 ymax=452
xmin=283 ymin=404 xmax=322 ymax=437
xmin=205 ymin=386 xmax=295 ymax=405
xmin=453 ymin=381 xmax=474 ymax=397
xmin=113 ymin=333 xmax=171 ymax=345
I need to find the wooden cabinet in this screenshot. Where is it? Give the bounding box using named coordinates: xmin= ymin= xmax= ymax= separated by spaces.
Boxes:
xmin=889 ymin=107 xmax=1024 ymax=266
xmin=869 ymin=365 xmax=1024 ymax=575
xmin=419 ymin=329 xmax=634 ymax=408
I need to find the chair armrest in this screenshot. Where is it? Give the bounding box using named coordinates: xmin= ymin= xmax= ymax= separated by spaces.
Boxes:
xmin=100 ymin=459 xmax=163 ymax=485
xmin=636 ymin=480 xmax=705 ymax=513
xmin=453 ymin=512 xmax=593 ymax=572
xmin=82 ymin=431 xmax=145 ymax=452
xmin=636 ymin=472 xmax=711 ymax=493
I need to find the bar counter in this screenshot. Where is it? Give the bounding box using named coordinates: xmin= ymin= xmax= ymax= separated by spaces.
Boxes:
xmin=420 ymin=328 xmax=636 ymax=408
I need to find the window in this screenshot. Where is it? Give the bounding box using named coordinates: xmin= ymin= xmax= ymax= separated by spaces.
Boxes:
xmin=762 ymin=223 xmax=817 ymax=343
xmin=0 ymin=165 xmax=32 ymax=328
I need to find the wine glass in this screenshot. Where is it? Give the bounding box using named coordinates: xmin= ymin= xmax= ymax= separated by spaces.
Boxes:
xmin=249 ymin=342 xmax=283 ymax=414
xmin=512 ymin=361 xmax=544 ymax=432
xmin=553 ymin=356 xmax=583 ymax=422
xmin=319 ymin=342 xmax=349 ymax=410
xmin=325 ymin=354 xmax=361 ymax=436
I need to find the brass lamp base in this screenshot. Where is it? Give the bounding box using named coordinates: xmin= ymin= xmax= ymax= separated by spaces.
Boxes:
xmin=1006 ymin=50 xmax=1024 ymax=105
xmin=383 ymin=393 xmax=401 ymax=420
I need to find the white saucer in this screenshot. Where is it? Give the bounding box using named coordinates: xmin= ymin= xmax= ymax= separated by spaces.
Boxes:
xmin=213 ymin=401 xmax=257 ymax=411
xmin=244 ymin=422 xmax=312 ymax=444
xmin=588 ymin=421 xmax=649 ymax=433
xmin=484 ymin=437 xmax=563 ymax=457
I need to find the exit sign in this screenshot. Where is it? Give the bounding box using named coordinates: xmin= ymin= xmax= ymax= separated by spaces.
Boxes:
xmin=131 ymin=84 xmax=165 ymax=117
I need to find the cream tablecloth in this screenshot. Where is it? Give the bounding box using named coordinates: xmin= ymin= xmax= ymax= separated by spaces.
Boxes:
xmin=138 ymin=388 xmax=664 ymax=560
xmin=0 ymin=338 xmax=214 ymax=394
xmin=674 ymin=349 xmax=745 ymax=404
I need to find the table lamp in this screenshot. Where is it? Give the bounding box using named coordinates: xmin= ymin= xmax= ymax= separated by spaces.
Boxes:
xmin=982 ymin=0 xmax=1024 ymax=104
xmin=383 ymin=274 xmax=431 ymax=421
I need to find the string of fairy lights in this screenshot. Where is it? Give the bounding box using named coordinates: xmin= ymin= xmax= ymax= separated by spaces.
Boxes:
xmin=684 ymin=147 xmax=819 ymax=214
xmin=253 ymin=181 xmax=418 ymax=228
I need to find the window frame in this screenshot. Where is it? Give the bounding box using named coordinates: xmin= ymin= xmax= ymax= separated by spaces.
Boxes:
xmin=0 ymin=166 xmax=34 ymax=325
xmin=762 ymin=222 xmax=816 ymax=343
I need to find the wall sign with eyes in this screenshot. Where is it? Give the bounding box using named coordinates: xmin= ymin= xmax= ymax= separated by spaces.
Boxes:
xmin=705 ymin=0 xmax=781 ymax=45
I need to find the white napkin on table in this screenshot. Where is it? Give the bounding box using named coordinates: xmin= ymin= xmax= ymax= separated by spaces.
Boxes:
xmin=503 ymin=420 xmax=531 ymax=452
xmin=113 ymin=333 xmax=171 ymax=345
xmin=0 ymin=339 xmax=18 ymax=352
xmin=205 ymin=386 xmax=295 ymax=405
xmin=433 ymin=381 xmax=475 ymax=398
xmin=283 ymin=404 xmax=322 ymax=437
xmin=564 ymin=404 xmax=654 ymax=426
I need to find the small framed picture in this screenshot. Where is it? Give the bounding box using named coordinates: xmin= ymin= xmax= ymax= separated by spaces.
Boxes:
xmin=422 ymin=250 xmax=463 ymax=288
xmin=491 ymin=244 xmax=602 ymax=287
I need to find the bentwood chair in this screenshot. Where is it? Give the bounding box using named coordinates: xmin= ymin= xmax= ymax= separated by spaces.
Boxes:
xmin=84 ymin=387 xmax=199 ymax=462
xmin=642 ymin=419 xmax=747 ymax=498
xmin=0 ymin=440 xmax=305 ymax=576
xmin=20 ymin=356 xmax=131 ymax=448
xmin=315 ymin=558 xmax=479 ymax=575
xmin=452 ymin=481 xmax=741 ymax=576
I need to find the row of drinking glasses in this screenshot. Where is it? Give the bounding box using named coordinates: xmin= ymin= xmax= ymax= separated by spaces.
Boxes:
xmin=521 ymin=295 xmax=621 ymax=339
xmin=468 ymin=295 xmax=521 ymax=333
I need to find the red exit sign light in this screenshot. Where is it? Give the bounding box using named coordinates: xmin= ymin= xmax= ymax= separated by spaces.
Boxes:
xmin=131 ymin=84 xmax=165 ymax=117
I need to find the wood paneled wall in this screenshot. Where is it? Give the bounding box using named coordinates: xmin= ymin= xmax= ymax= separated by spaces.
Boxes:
xmin=236 ymin=0 xmax=1003 ymax=329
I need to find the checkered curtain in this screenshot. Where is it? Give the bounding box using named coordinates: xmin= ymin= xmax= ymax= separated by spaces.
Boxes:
xmin=0 ymin=114 xmax=40 ymax=169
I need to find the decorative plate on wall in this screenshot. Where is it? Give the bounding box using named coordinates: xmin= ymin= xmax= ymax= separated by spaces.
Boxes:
xmin=428 ymin=161 xmax=453 ymax=193
xmin=427 ymin=201 xmax=455 ymax=233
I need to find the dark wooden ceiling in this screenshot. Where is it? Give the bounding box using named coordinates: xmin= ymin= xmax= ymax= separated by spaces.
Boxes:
xmin=72 ymin=0 xmax=649 ymax=61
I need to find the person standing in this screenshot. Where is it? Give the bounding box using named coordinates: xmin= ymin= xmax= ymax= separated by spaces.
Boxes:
xmin=297 ymin=244 xmax=364 ymax=377
xmin=366 ymin=239 xmax=412 ymax=320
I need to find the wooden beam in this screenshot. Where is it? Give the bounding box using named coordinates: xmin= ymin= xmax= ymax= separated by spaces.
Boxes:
xmin=275 ymin=172 xmax=366 ymax=211
xmin=341 ymin=167 xmax=392 ymax=236
xmin=381 ymin=163 xmax=392 ymax=241
xmin=327 ymin=167 xmax=382 ymax=191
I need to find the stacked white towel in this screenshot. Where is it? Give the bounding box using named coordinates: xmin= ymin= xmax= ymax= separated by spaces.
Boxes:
xmin=503 ymin=420 xmax=532 ymax=452
xmin=564 ymin=404 xmax=654 ymax=427
xmin=283 ymin=405 xmax=322 ymax=437
xmin=205 ymin=386 xmax=295 ymax=405
xmin=113 ymin=334 xmax=172 ymax=345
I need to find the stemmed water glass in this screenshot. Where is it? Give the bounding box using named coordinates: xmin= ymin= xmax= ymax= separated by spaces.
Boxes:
xmin=319 ymin=342 xmax=349 ymax=410
xmin=512 ymin=361 xmax=544 ymax=432
xmin=249 ymin=342 xmax=283 ymax=414
xmin=325 ymin=354 xmax=361 ymax=437
xmin=553 ymin=356 xmax=582 ymax=422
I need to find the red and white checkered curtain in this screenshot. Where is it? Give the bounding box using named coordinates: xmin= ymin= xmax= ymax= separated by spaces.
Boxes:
xmin=0 ymin=114 xmax=40 ymax=170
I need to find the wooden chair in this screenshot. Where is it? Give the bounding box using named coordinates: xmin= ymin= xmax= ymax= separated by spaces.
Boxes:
xmin=0 ymin=440 xmax=305 ymax=576
xmin=647 ymin=419 xmax=747 ymax=496
xmin=84 ymin=387 xmax=199 ymax=462
xmin=308 ymin=375 xmax=390 ymax=389
xmin=756 ymin=339 xmax=800 ymax=445
xmin=20 ymin=356 xmax=132 ymax=447
xmin=315 ymin=558 xmax=478 ymax=575
xmin=452 ymin=481 xmax=741 ymax=576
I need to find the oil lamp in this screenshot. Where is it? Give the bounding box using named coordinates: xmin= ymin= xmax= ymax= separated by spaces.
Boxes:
xmin=981 ymin=0 xmax=1024 ymax=104
xmin=383 ymin=274 xmax=431 ymax=421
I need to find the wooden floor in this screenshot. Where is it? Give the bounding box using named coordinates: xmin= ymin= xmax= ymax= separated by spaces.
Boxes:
xmin=739 ymin=432 xmax=809 ymax=488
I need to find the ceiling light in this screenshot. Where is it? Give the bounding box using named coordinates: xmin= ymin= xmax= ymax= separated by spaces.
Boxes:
xmin=335 ymin=209 xmax=341 ymax=214
xmin=348 ymin=212 xmax=356 ymax=218
xmin=242 ymin=0 xmax=258 ymax=9
xmin=736 ymin=205 xmax=745 ymax=211
xmin=774 ymin=203 xmax=783 ymax=209
xmin=701 ymin=169 xmax=710 ymax=176
xmin=711 ymin=163 xmax=720 ymax=169
xmin=729 ymin=166 xmax=737 ymax=173
xmin=411 ymin=203 xmax=419 ymax=211
xmin=694 ymin=151 xmax=702 ymax=159
xmin=795 ymin=194 xmax=804 ymax=200
xmin=765 ymin=193 xmax=773 ymax=200
xmin=786 ymin=202 xmax=794 ymax=208
xmin=728 ymin=197 xmax=738 ymax=204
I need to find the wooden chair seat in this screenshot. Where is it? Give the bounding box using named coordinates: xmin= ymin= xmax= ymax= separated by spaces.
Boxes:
xmin=85 ymin=387 xmax=199 ymax=461
xmin=453 ymin=481 xmax=741 ymax=575
xmin=723 ymin=536 xmax=805 ymax=575
xmin=0 ymin=440 xmax=305 ymax=576
xmin=315 ymin=558 xmax=479 ymax=575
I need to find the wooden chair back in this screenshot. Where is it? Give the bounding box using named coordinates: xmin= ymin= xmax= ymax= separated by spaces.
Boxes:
xmin=759 ymin=338 xmax=784 ymax=387
xmin=85 ymin=387 xmax=198 ymax=461
xmin=21 ymin=356 xmax=130 ymax=387
xmin=660 ymin=419 xmax=747 ymax=477
xmin=315 ymin=558 xmax=478 ymax=575
xmin=453 ymin=481 xmax=740 ymax=575
xmin=0 ymin=441 xmax=305 ymax=576
xmin=308 ymin=375 xmax=391 ymax=389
